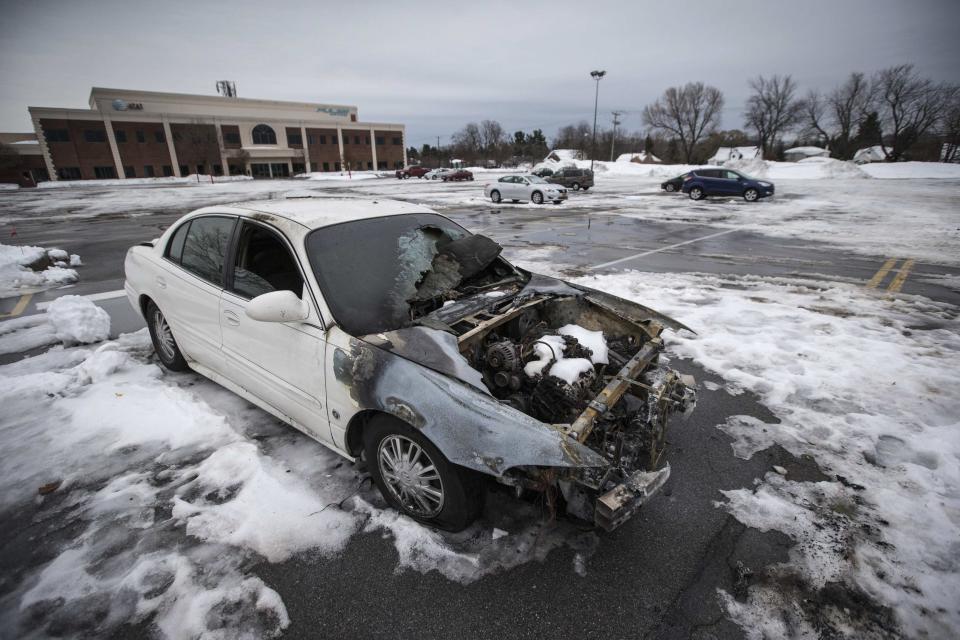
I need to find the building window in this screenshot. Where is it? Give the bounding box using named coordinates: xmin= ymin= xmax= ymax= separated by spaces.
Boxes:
xmin=223 ymin=131 xmax=241 ymax=145
xmin=251 ymin=163 xmax=271 ymax=178
xmin=214 ymin=164 xmax=223 ymax=176
xmin=292 ymin=163 xmax=306 ymax=174
xmin=115 ymin=130 xmax=127 ymax=143
xmin=57 ymin=167 xmax=81 ymax=180
xmin=144 ymin=165 xmax=155 ymax=177
xmin=375 ymin=136 xmax=385 ymax=145
xmin=252 ymin=124 xmax=277 ymax=145
xmin=196 ymin=164 xmax=205 ymax=175
xmin=287 ymin=132 xmax=302 ymax=146
xmin=334 ymin=162 xmax=340 ymax=171
xmin=44 ymin=129 xmax=69 ymax=143
xmin=393 ymin=137 xmax=402 ymax=145
xmin=367 ymin=161 xmax=373 ymax=170
xmin=94 ymin=166 xmax=117 ymax=179
xmin=354 ymin=136 xmax=361 ymax=145
xmin=378 ymin=161 xmax=387 ymax=170
xmin=179 ymin=165 xmax=189 ymax=176
xmin=163 ymin=165 xmax=173 ymax=177
xmin=124 ymin=166 xmax=135 ymax=178
xmin=322 ymin=162 xmax=330 ymax=172
xmin=229 ymin=164 xmax=242 ymax=176
xmin=154 ymin=130 xmax=165 ymax=143
xmin=136 ymin=130 xmax=146 ymax=143
xmin=342 ymin=136 xmax=348 ymax=145
xmin=85 ymin=129 xmax=107 ymax=143
xmin=365 ymin=136 xmax=370 ymax=145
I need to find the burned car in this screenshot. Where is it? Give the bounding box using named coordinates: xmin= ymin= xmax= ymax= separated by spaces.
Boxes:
xmin=124 ymin=198 xmax=695 ymax=532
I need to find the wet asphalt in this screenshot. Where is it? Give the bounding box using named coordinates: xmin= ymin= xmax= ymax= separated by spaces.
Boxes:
xmin=1 ymin=180 xmax=956 ymax=637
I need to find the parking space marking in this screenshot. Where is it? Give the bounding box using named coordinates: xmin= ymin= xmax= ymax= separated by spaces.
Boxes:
xmin=0 ymin=293 xmax=33 ymax=319
xmin=587 ymin=228 xmax=739 ymax=270
xmin=35 ymin=289 xmax=126 ymax=311
xmin=887 ymin=259 xmax=915 ymax=293
xmin=866 ymin=258 xmax=898 ymax=289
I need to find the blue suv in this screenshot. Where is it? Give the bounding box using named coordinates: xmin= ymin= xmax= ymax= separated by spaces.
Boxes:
xmin=682 ymin=168 xmax=774 ymax=202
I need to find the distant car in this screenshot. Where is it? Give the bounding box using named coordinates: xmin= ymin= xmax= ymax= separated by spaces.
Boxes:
xmin=424 ymin=168 xmax=454 ymax=180
xmin=396 ymin=166 xmax=431 ymax=179
xmin=484 ymin=174 xmax=567 ymax=204
xmin=442 ymin=169 xmax=474 ymax=182
xmin=660 ymin=173 xmax=689 ymax=193
xmin=537 ymin=167 xmax=594 ymax=191
xmin=682 ymin=168 xmax=774 ymax=202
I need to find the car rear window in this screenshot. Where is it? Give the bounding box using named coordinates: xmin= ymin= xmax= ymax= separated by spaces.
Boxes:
xmin=179 ymin=216 xmax=236 ymax=286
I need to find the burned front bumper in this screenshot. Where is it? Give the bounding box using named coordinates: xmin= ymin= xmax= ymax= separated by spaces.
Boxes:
xmin=595 ymin=465 xmax=671 ymax=530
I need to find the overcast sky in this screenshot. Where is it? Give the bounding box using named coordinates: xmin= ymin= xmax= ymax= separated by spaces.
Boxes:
xmin=1 ymin=0 xmax=958 ymax=147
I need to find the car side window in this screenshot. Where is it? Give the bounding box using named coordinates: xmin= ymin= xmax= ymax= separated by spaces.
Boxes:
xmin=499 ymin=176 xmax=510 ymax=183
xmin=229 ymin=222 xmax=304 ymax=299
xmin=166 ymin=222 xmax=190 ymax=263
xmin=724 ymin=170 xmax=740 ymax=180
xmin=179 ymin=216 xmax=236 ymax=286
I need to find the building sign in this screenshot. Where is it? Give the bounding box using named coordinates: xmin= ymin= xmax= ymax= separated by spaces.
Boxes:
xmin=111 ymin=99 xmax=144 ymax=111
xmin=316 ymin=106 xmax=350 ymax=117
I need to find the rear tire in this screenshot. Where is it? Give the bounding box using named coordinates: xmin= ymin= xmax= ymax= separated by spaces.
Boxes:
xmin=531 ymin=191 xmax=544 ymax=204
xmin=743 ymin=188 xmax=759 ymax=202
xmin=364 ymin=415 xmax=484 ymax=532
xmin=581 ymin=186 xmax=590 ymax=191
xmin=146 ymin=301 xmax=189 ymax=372
xmin=689 ymin=186 xmax=704 ymax=200
xmin=665 ymin=183 xmax=676 ymax=192
xmin=490 ymin=190 xmax=501 ymax=203
xmin=572 ymin=182 xmax=581 ymax=191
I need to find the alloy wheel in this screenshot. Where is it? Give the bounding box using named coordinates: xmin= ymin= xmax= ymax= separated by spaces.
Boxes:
xmin=152 ymin=308 xmax=176 ymax=361
xmin=377 ymin=434 xmax=445 ymax=517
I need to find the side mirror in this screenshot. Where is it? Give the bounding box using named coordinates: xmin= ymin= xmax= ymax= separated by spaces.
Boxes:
xmin=246 ymin=290 xmax=309 ymax=323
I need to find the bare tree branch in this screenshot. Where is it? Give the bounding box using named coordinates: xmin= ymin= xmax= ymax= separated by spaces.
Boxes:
xmin=642 ymin=82 xmax=724 ymax=163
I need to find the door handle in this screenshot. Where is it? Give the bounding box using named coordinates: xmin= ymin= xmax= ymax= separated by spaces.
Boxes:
xmin=223 ymin=309 xmax=240 ymax=326
xmin=155 ymin=276 xmax=166 ymax=289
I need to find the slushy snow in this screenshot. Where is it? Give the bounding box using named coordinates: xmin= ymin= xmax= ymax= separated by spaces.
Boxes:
xmin=0 ymin=243 xmax=80 ymax=297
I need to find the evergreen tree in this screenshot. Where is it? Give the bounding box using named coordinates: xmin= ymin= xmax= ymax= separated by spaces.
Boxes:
xmin=855 ymin=111 xmax=883 ymax=149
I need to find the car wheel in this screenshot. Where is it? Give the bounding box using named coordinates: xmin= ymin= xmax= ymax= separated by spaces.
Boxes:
xmin=490 ymin=189 xmax=501 ymax=203
xmin=571 ymin=182 xmax=581 ymax=191
xmin=581 ymin=186 xmax=590 ymax=191
xmin=531 ymin=191 xmax=544 ymax=204
xmin=553 ymin=200 xmax=562 ymax=204
xmin=442 ymin=177 xmax=448 ymax=182
xmin=511 ymin=199 xmax=519 ymax=203
xmin=665 ymin=183 xmax=676 ymax=192
xmin=743 ymin=188 xmax=759 ymax=202
xmin=365 ymin=415 xmax=484 ymax=531
xmin=431 ymin=175 xmax=438 ymax=180
xmin=689 ymin=186 xmax=704 ymax=200
xmin=146 ymin=300 xmax=189 ymax=372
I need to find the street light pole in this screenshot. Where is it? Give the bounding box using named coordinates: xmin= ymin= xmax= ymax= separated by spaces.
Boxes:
xmin=589 ymin=70 xmax=606 ymax=172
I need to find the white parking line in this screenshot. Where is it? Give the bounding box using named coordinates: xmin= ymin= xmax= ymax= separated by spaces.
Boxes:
xmin=36 ymin=289 xmax=127 ymax=310
xmin=588 ymin=228 xmax=739 ymax=270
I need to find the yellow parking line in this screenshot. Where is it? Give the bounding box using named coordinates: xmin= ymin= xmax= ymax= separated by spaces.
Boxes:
xmin=866 ymin=258 xmax=898 ymax=289
xmin=887 ymin=259 xmax=915 ymax=293
xmin=0 ymin=293 xmax=33 ymax=318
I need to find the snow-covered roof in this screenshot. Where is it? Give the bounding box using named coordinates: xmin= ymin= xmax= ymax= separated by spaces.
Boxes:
xmin=546 ymin=149 xmax=579 ymax=161
xmin=708 ymin=146 xmax=761 ymax=163
xmin=853 ymin=145 xmax=887 ymax=163
xmin=785 ymin=146 xmax=828 ymax=156
xmin=615 ymin=151 xmax=661 ymax=163
xmin=195 ymin=198 xmax=437 ymax=230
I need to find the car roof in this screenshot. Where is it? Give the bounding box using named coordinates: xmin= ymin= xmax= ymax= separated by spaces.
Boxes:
xmin=193 ymin=198 xmax=439 ymax=230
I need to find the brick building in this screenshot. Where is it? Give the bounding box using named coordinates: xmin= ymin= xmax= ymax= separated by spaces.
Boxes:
xmin=0 ymin=87 xmax=406 ymax=186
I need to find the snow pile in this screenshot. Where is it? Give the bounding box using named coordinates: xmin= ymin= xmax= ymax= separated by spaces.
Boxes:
xmin=0 ymin=243 xmax=80 ymax=297
xmin=724 ymin=156 xmax=869 ymax=180
xmin=523 ymin=325 xmax=608 ymax=383
xmin=0 ymin=295 xmax=109 ymax=355
xmin=567 ymin=269 xmax=960 ymax=638
xmin=38 ymin=175 xmax=252 ymax=188
xmin=0 ymin=183 xmax=19 ymax=191
xmin=860 ymin=161 xmax=960 ymax=179
xmin=299 ymin=171 xmax=384 ymax=181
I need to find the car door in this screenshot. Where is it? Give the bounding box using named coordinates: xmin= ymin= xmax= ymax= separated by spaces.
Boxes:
xmin=156 ymin=215 xmax=236 ymax=373
xmin=219 ymin=220 xmax=332 ymax=443
xmin=517 ymin=177 xmax=533 ymax=200
xmin=720 ymin=170 xmax=744 ymax=195
xmin=498 ymin=176 xmax=518 ymax=199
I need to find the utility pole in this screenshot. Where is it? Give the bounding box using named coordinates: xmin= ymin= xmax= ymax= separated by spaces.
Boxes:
xmin=437 ymin=135 xmax=441 ymax=168
xmin=609 ymin=110 xmax=623 ymax=162
xmin=589 ymin=70 xmax=606 ymax=172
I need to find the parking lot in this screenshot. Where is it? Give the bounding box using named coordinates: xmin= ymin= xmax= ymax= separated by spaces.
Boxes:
xmin=1 ymin=171 xmax=959 ymax=639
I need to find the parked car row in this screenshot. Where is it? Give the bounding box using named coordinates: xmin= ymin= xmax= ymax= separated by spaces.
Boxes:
xmin=531 ymin=166 xmax=594 ymax=191
xmin=661 ymin=168 xmax=774 ymax=201
xmin=395 ymin=166 xmax=474 ymax=181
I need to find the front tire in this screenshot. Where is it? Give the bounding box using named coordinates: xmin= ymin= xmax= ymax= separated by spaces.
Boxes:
xmin=531 ymin=191 xmax=544 ymax=205
xmin=689 ymin=186 xmax=704 ymax=200
xmin=146 ymin=301 xmax=189 ymax=372
xmin=571 ymin=182 xmax=581 ymax=191
xmin=490 ymin=189 xmax=501 ymax=203
xmin=365 ymin=415 xmax=484 ymax=531
xmin=743 ymin=188 xmax=759 ymax=202
xmin=665 ymin=183 xmax=676 ymax=192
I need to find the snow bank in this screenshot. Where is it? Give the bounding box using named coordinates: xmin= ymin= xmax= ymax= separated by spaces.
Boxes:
xmin=566 ymin=269 xmax=960 ymax=639
xmin=860 ymin=161 xmax=960 ymax=179
xmin=298 ymin=171 xmax=385 ymax=181
xmin=0 ymin=243 xmax=80 ymax=298
xmin=0 ymin=183 xmax=19 ymax=191
xmin=0 ymin=295 xmax=109 ymax=355
xmin=38 ymin=174 xmax=252 ymax=188
xmin=725 ymin=156 xmax=868 ymax=180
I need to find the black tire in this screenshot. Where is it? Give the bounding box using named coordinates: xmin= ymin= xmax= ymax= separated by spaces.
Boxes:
xmin=490 ymin=189 xmax=501 ymax=203
xmin=743 ymin=188 xmax=759 ymax=202
xmin=364 ymin=415 xmax=484 ymax=531
xmin=571 ymin=182 xmax=581 ymax=191
xmin=511 ymin=199 xmax=519 ymax=203
xmin=553 ymin=200 xmax=562 ymax=204
xmin=581 ymin=186 xmax=590 ymax=191
xmin=665 ymin=183 xmax=676 ymax=192
xmin=431 ymin=175 xmax=438 ymax=180
xmin=531 ymin=191 xmax=544 ymax=204
xmin=689 ymin=186 xmax=704 ymax=200
xmin=145 ymin=300 xmax=189 ymax=372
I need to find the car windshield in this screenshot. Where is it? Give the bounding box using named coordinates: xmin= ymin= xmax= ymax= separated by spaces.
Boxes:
xmin=527 ymin=175 xmax=548 ymax=184
xmin=305 ymin=213 xmax=514 ymax=335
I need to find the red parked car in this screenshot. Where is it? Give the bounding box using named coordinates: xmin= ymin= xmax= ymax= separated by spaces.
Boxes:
xmin=442 ymin=169 xmax=474 ymax=182
xmin=396 ymin=166 xmax=431 ymax=179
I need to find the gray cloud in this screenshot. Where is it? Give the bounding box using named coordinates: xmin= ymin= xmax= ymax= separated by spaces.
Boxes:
xmin=1 ymin=0 xmax=957 ymax=147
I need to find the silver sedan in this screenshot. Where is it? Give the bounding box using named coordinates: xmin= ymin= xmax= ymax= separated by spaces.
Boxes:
xmin=484 ymin=174 xmax=567 ymax=204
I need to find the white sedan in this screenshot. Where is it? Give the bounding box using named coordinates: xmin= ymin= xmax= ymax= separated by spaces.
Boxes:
xmin=484 ymin=174 xmax=567 ymax=204
xmin=123 ymin=198 xmax=694 ymax=531
xmin=423 ymin=168 xmax=453 ymax=180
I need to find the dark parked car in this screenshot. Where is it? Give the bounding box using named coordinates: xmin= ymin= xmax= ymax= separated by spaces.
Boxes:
xmin=442 ymin=169 xmax=474 ymax=182
xmin=533 ymin=166 xmax=594 ymax=191
xmin=396 ymin=166 xmax=431 ymax=179
xmin=660 ymin=173 xmax=689 ymax=192
xmin=681 ymin=168 xmax=774 ymax=201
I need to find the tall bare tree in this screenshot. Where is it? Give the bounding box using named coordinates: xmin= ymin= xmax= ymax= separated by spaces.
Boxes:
xmin=744 ymin=75 xmax=804 ymax=157
xmin=478 ymin=120 xmax=506 ymax=155
xmin=642 ymin=82 xmax=724 ymax=163
xmin=872 ymin=64 xmax=949 ymax=161
xmin=804 ymin=72 xmax=872 ymax=159
xmin=941 ymin=86 xmax=960 ymax=162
